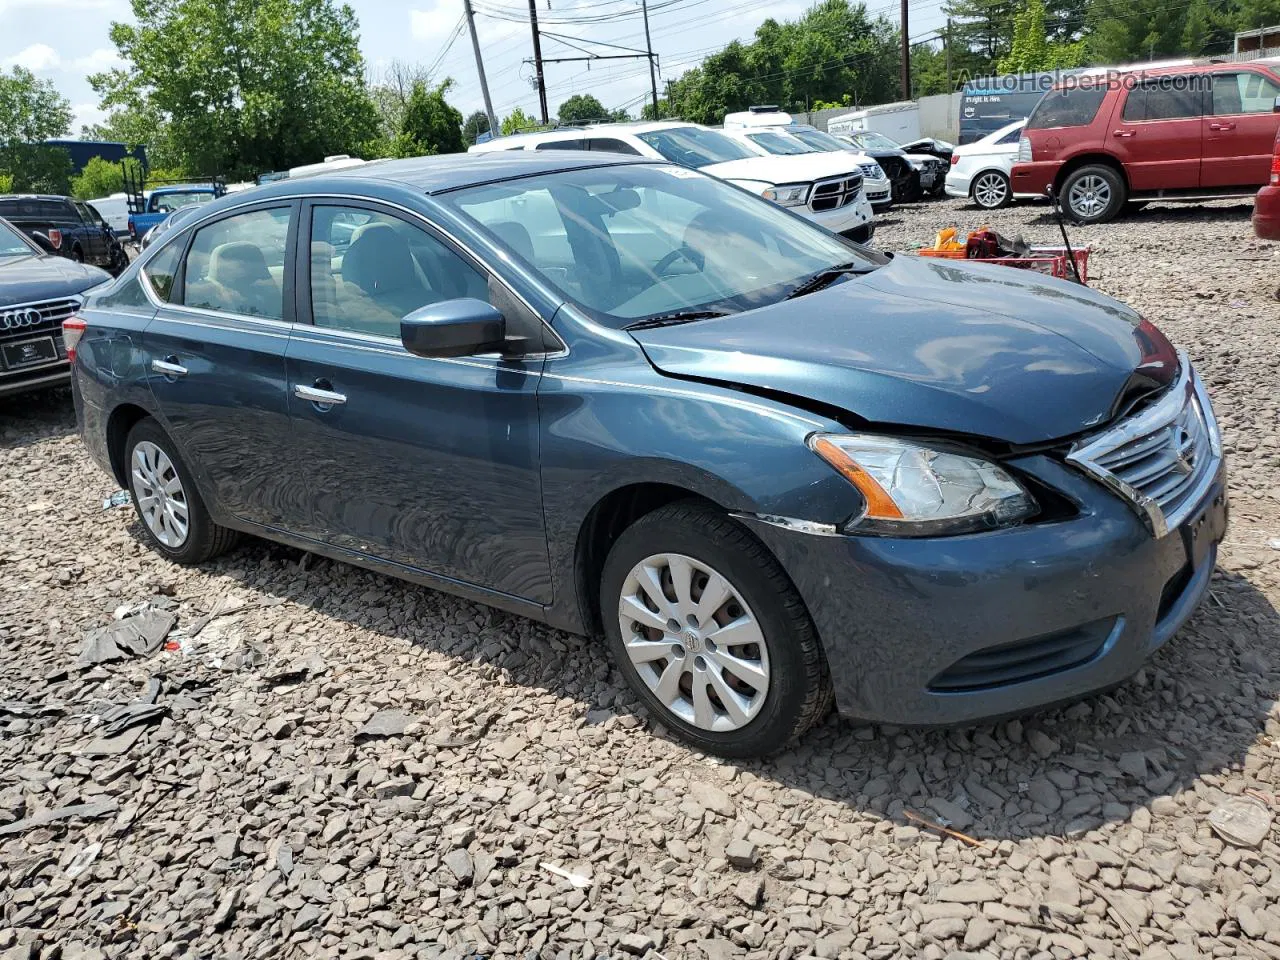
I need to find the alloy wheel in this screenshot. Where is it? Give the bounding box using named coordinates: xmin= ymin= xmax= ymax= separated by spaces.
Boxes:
xmin=617 ymin=553 xmax=770 ymax=732
xmin=1068 ymin=174 xmax=1111 ymax=220
xmin=973 ymin=172 xmax=1008 ymax=208
xmin=132 ymin=440 xmax=190 ymax=547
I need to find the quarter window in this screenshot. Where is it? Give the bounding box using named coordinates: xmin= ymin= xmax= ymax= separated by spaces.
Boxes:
xmin=143 ymin=240 xmax=183 ymax=302
xmin=181 ymin=207 xmax=291 ymax=319
xmin=1212 ymin=71 xmax=1280 ymax=114
xmin=535 ymin=139 xmax=585 ymax=151
xmin=307 ymin=205 xmax=490 ymax=339
xmin=1026 ymin=86 xmax=1108 ymax=129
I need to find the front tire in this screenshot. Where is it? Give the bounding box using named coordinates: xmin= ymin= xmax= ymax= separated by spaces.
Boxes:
xmin=600 ymin=500 xmax=832 ymax=757
xmin=124 ymin=418 xmax=238 ymax=564
xmin=1061 ymin=164 xmax=1126 ymax=224
xmin=971 ymin=170 xmax=1012 ymax=209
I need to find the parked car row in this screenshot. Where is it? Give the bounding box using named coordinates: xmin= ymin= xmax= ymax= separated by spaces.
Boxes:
xmin=60 ymin=149 xmax=1225 ymax=757
xmin=0 ymin=195 xmax=129 ymax=276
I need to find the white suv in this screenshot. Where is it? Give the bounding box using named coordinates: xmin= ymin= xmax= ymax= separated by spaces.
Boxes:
xmin=469 ymin=122 xmax=876 ymax=243
xmin=719 ymin=125 xmax=893 ymax=209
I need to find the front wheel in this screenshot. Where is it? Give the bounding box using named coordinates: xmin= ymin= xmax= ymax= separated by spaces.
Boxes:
xmin=601 ymin=501 xmax=832 ymax=757
xmin=124 ymin=418 xmax=239 ymax=564
xmin=1061 ymin=164 xmax=1127 ymax=224
xmin=971 ymin=170 xmax=1011 ymax=209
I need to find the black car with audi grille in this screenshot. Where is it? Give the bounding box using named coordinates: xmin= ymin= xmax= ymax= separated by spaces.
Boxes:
xmin=0 ymin=216 xmax=109 ymax=398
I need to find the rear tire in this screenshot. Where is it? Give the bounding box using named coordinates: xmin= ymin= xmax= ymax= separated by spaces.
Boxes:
xmin=600 ymin=500 xmax=832 ymax=758
xmin=69 ymin=246 xmax=84 ymax=263
xmin=1061 ymin=164 xmax=1127 ymax=224
xmin=971 ymin=170 xmax=1012 ymax=209
xmin=124 ymin=418 xmax=239 ymax=564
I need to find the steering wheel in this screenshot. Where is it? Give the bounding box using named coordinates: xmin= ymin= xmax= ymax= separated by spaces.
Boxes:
xmin=653 ymin=244 xmax=703 ymax=276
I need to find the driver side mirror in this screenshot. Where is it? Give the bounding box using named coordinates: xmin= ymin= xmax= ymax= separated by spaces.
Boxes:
xmin=401 ymin=298 xmax=506 ymax=358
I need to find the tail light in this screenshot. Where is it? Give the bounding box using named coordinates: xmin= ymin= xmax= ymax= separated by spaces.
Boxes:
xmin=950 ymin=154 xmax=959 ymax=166
xmin=1017 ymin=138 xmax=1032 ymax=163
xmin=47 ymin=228 xmax=62 ymax=250
xmin=62 ymin=316 xmax=87 ymax=363
xmin=128 ymin=220 xmax=136 ymax=238
xmin=1271 ymin=137 xmax=1279 ymax=185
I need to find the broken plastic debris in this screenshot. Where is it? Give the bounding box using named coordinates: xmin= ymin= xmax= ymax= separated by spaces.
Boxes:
xmin=101 ymin=490 xmax=132 ymax=510
xmin=65 ymin=842 xmax=102 ymax=879
xmin=1208 ymin=796 xmax=1273 ymax=848
xmin=77 ymin=608 xmax=177 ymax=665
xmin=540 ymin=862 xmax=592 ymax=888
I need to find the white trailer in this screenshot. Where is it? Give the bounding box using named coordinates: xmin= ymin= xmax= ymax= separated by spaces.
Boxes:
xmin=827 ymin=102 xmax=921 ymax=142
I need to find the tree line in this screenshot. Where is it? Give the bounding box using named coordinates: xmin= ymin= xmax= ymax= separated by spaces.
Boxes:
xmin=0 ymin=0 xmax=1277 ymax=193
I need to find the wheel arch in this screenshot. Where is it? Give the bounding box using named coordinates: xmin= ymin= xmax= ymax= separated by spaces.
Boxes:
xmin=105 ymin=402 xmax=152 ymax=487
xmin=1052 ymin=153 xmax=1130 ymax=194
xmin=573 ymin=482 xmax=728 ymax=637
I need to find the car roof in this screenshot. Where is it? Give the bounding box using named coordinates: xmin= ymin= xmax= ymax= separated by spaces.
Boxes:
xmin=476 ymin=120 xmax=697 ymax=150
xmin=0 ymin=194 xmax=73 ymax=202
xmin=152 ymin=184 xmax=219 ymax=192
xmin=207 ymin=152 xmax=656 ymax=203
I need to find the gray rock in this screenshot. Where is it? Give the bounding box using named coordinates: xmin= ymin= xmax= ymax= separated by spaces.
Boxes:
xmin=444 ymin=848 xmax=473 ymax=884
xmin=936 ymin=882 xmax=1002 ymax=904
xmin=725 ymin=838 xmax=758 ymax=868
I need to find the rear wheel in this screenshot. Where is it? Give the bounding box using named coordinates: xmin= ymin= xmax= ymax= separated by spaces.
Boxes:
xmin=601 ymin=500 xmax=832 ymax=757
xmin=971 ymin=170 xmax=1012 ymax=209
xmin=124 ymin=418 xmax=239 ymax=564
xmin=1061 ymin=164 xmax=1126 ymax=224
xmin=69 ymin=245 xmax=84 ymax=263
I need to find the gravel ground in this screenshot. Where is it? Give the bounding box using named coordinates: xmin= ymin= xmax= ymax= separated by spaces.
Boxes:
xmin=2 ymin=196 xmax=1279 ymax=960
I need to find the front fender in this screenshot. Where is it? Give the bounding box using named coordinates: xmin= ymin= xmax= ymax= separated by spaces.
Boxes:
xmin=536 ymin=340 xmax=866 ymax=633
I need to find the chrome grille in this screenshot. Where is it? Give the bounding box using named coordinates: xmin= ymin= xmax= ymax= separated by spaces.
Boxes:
xmin=859 ymin=162 xmax=883 ymax=180
xmin=809 ymin=173 xmax=864 ymax=212
xmin=0 ymin=298 xmax=79 ymax=345
xmin=1066 ymin=354 xmax=1222 ymax=538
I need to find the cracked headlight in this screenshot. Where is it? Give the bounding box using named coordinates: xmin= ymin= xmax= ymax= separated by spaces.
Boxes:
xmin=808 ymin=434 xmax=1038 ymax=536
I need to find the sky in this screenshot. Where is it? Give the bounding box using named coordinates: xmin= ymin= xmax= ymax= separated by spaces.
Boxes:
xmin=0 ymin=0 xmax=948 ymax=136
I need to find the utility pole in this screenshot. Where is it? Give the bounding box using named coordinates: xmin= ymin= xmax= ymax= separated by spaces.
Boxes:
xmin=464 ymin=0 xmax=498 ymax=136
xmin=899 ymin=0 xmax=910 ymax=100
xmin=945 ymin=18 xmax=952 ymax=91
xmin=640 ymin=0 xmax=660 ymax=120
xmin=528 ymin=0 xmax=549 ymax=124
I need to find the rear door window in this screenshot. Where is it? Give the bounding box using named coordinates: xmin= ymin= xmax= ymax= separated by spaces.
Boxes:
xmin=1026 ymin=86 xmax=1108 ymax=129
xmin=1122 ymin=77 xmax=1204 ymax=121
xmin=181 ymin=206 xmax=292 ymax=320
xmin=1212 ymin=71 xmax=1280 ymax=115
xmin=535 ymin=139 xmax=585 ymax=151
xmin=587 ymin=137 xmax=641 ymax=155
xmin=0 ymin=198 xmax=70 ymax=220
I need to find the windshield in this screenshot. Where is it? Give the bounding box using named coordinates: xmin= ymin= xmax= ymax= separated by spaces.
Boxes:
xmin=789 ymin=128 xmax=853 ymax=153
xmin=0 ymin=219 xmax=36 ymax=256
xmin=635 ymin=127 xmax=756 ymax=168
xmin=443 ymin=165 xmax=881 ymax=328
xmin=745 ymin=131 xmax=814 ymax=155
xmin=153 ymin=191 xmax=212 ymax=213
xmin=850 ymin=131 xmax=902 ymax=151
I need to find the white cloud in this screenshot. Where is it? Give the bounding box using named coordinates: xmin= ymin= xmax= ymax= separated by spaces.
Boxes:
xmin=409 ymin=0 xmax=520 ymax=49
xmin=72 ymin=47 xmax=124 ymax=72
xmin=71 ymin=100 xmax=108 ymax=132
xmin=3 ymin=43 xmax=62 ymax=71
xmin=0 ymin=0 xmax=123 ymax=12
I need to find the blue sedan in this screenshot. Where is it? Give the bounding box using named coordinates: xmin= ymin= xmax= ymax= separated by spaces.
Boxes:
xmin=66 ymin=152 xmax=1226 ymax=757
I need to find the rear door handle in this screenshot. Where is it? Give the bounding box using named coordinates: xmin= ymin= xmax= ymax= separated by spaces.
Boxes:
xmin=294 ymin=383 xmax=347 ymax=406
xmin=1112 ymin=129 xmax=1135 ymax=138
xmin=151 ymin=357 xmax=187 ymax=377
xmin=1208 ymin=121 xmax=1236 ymax=131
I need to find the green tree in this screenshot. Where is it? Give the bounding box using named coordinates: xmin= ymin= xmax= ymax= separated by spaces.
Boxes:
xmin=557 ymin=94 xmax=609 ymax=124
xmin=997 ymin=0 xmax=1085 ymax=72
xmin=463 ymin=110 xmax=491 ymax=145
xmin=400 ymin=79 xmax=464 ymax=155
xmin=500 ymin=107 xmax=539 ymax=136
xmin=82 ymin=103 xmax=182 ymax=170
xmin=91 ymin=0 xmax=380 ymax=180
xmin=70 ymin=156 xmax=126 ymax=199
xmin=0 ymin=66 xmax=74 ymax=193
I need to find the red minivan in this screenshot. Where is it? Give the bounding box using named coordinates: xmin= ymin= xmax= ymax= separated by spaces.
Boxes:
xmin=1012 ymin=60 xmax=1280 ymax=223
xmin=1255 ymin=129 xmax=1280 ymax=239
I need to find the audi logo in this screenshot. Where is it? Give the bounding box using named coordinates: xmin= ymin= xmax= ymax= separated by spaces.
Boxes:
xmin=0 ymin=308 xmax=43 ymax=331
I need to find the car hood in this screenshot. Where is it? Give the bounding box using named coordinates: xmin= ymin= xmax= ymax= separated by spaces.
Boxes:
xmin=0 ymin=254 xmax=110 ymax=304
xmin=705 ymin=152 xmax=867 ymax=184
xmin=630 ymin=254 xmax=1177 ymax=446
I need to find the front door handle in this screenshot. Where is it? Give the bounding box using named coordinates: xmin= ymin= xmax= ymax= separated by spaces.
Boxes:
xmin=1208 ymin=121 xmax=1236 ymax=131
xmin=1112 ymin=129 xmax=1135 ymax=138
xmin=152 ymin=357 xmax=187 ymax=377
xmin=294 ymin=382 xmax=347 ymax=406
